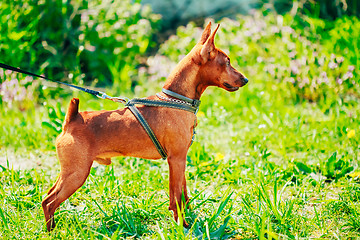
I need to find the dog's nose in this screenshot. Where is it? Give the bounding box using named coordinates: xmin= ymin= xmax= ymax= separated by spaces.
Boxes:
xmin=243 ymin=78 xmax=248 ymax=84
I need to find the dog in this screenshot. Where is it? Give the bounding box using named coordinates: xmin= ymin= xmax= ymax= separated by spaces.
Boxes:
xmin=42 ymin=22 xmax=248 ymax=231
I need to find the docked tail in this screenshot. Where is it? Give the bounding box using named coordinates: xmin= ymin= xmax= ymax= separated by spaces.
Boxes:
xmin=63 ymin=98 xmax=79 ymax=130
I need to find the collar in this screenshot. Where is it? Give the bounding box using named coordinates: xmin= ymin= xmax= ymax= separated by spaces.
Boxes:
xmin=161 ymin=88 xmax=201 ymax=109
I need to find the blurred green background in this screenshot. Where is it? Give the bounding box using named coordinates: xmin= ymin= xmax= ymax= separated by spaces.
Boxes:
xmin=0 ymin=0 xmax=359 ymax=104
xmin=0 ymin=0 xmax=359 ymax=98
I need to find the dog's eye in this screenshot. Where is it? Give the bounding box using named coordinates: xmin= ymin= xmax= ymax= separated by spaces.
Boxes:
xmin=226 ymin=59 xmax=230 ymax=66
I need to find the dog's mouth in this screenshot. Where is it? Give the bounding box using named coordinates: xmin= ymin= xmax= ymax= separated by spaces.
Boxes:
xmin=223 ymin=82 xmax=239 ymax=92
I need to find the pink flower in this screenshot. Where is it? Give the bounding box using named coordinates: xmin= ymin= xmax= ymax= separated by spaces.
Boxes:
xmin=328 ymin=61 xmax=338 ymax=69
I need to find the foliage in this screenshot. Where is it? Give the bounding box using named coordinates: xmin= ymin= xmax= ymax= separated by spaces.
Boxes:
xmin=152 ymin=12 xmax=359 ymax=104
xmin=0 ymin=0 xmax=160 ymax=87
xmin=42 ymin=102 xmax=65 ymax=138
xmin=292 ymin=151 xmax=354 ymax=184
xmin=299 ymin=0 xmax=360 ymax=19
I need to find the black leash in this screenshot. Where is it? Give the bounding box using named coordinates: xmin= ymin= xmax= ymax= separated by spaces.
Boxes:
xmin=0 ymin=62 xmax=126 ymax=102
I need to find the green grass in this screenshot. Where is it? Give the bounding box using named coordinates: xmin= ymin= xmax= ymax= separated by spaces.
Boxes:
xmin=0 ymin=80 xmax=359 ymax=239
xmin=1 ymin=7 xmax=360 ymax=240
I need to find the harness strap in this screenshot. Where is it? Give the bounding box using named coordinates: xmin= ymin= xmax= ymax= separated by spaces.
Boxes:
xmin=125 ymin=98 xmax=200 ymax=160
xmin=126 ymin=101 xmax=168 ymax=160
xmin=129 ymin=98 xmax=198 ymax=114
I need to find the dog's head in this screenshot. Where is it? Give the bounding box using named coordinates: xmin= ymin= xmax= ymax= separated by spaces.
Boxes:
xmin=193 ymin=22 xmax=248 ymax=91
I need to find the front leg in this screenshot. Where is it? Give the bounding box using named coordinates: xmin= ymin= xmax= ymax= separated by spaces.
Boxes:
xmin=167 ymin=154 xmax=189 ymax=227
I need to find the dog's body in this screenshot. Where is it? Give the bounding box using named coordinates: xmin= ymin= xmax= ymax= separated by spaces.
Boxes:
xmin=42 ymin=22 xmax=248 ymax=231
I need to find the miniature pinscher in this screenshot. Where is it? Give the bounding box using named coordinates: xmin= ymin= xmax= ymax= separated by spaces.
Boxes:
xmin=42 ymin=22 xmax=248 ymax=231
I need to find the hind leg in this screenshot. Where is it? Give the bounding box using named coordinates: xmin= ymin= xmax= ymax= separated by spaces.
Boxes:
xmin=42 ymin=152 xmax=93 ymax=231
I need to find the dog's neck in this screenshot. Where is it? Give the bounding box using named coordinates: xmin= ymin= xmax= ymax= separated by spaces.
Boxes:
xmin=163 ymin=54 xmax=209 ymax=100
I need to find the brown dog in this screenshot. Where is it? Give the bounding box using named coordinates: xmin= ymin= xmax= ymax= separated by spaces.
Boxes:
xmin=42 ymin=22 xmax=248 ymax=231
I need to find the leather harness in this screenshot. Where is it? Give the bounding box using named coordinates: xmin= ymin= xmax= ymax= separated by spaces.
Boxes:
xmin=126 ymin=89 xmax=200 ymax=160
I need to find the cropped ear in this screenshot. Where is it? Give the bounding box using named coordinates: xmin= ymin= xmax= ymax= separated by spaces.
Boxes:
xmin=200 ymin=24 xmax=220 ymax=63
xmin=197 ymin=22 xmax=212 ymax=45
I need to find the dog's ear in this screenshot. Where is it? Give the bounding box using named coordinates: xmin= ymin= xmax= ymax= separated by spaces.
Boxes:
xmin=200 ymin=24 xmax=219 ymax=63
xmin=198 ymin=22 xmax=212 ymax=45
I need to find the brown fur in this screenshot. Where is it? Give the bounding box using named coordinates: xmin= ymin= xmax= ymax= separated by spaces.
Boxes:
xmin=42 ymin=22 xmax=248 ymax=231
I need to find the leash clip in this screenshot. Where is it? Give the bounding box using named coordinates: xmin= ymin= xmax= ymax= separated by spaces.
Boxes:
xmin=96 ymin=91 xmax=129 ymax=104
xmin=96 ymin=91 xmax=110 ymax=100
